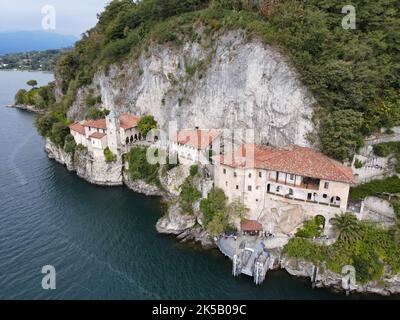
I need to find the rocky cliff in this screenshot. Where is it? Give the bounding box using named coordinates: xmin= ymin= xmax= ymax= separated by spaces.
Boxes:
xmin=45 ymin=139 xmax=123 ymax=186
xmin=67 ymin=30 xmax=316 ymax=147
xmin=280 ymin=255 xmax=400 ymax=296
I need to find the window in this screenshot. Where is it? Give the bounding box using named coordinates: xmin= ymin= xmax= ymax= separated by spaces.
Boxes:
xmin=234 ymin=172 xmax=237 ymax=178
xmin=248 ymin=173 xmax=252 ymax=178
xmin=324 ymin=182 xmax=329 ymax=189
xmin=289 ymin=189 xmax=294 ymax=195
xmin=276 ymin=186 xmax=280 ymax=192
xmin=290 ymin=174 xmax=295 ymax=180
xmin=223 ymin=169 xmax=226 ymax=174
xmin=256 ymin=186 xmax=260 ymax=190
xmin=323 ymin=194 xmax=328 ymax=199
xmin=248 ymin=186 xmax=252 ymax=192
xmin=259 ymin=172 xmax=262 ymax=178
xmin=236 ymin=185 xmax=239 ymax=190
xmin=256 ymin=199 xmax=259 ymax=202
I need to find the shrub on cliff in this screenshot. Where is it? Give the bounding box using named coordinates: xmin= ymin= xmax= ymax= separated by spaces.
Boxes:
xmin=87 ymin=106 xmax=109 ymax=120
xmin=104 ymin=147 xmax=117 ymax=163
xmin=126 ymin=147 xmax=160 ymax=185
xmin=349 ymin=176 xmax=400 ymax=201
xmin=284 ymin=218 xmax=400 ymax=283
xmin=200 ymin=188 xmax=227 ymax=226
xmin=64 ymin=134 xmax=77 ymax=154
xmin=138 ymin=115 xmax=158 ymax=138
xmin=50 ymin=122 xmax=70 ymax=147
xmin=190 ymin=165 xmax=199 ymax=177
xmin=179 ymin=177 xmax=201 ymax=214
xmin=295 ymin=217 xmax=323 ymax=239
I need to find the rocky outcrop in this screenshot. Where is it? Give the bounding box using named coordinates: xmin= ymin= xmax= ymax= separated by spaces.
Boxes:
xmin=45 ymin=138 xmax=74 ymax=171
xmin=68 ymin=30 xmax=316 ymax=148
xmin=74 ymin=151 xmax=123 ymax=186
xmin=45 ymin=139 xmax=123 ymax=186
xmin=156 ymin=202 xmax=197 ymax=235
xmin=280 ymin=255 xmax=400 ymax=296
xmin=157 ymin=202 xmax=215 ymax=249
xmin=159 ymin=165 xmax=190 ymax=197
xmin=123 ymin=170 xmax=165 ymax=197
xmin=11 ymin=104 xmax=45 ymax=114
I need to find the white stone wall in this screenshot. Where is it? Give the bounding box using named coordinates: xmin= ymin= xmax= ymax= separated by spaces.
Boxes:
xmin=71 ymin=131 xmax=87 ymax=147
xmin=215 ymin=163 xmax=351 ymax=216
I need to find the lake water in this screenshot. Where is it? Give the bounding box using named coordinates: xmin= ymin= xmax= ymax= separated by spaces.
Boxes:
xmin=0 ymin=70 xmax=374 ymax=300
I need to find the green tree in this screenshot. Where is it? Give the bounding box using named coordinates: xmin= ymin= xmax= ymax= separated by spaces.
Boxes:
xmin=35 ymin=113 xmax=58 ymax=137
xmin=331 ymin=213 xmax=362 ymax=243
xmin=138 ymin=115 xmax=157 ymax=137
xmin=27 ymin=79 xmax=38 ymax=88
xmin=207 ymin=210 xmax=227 ymax=236
xmin=190 ymin=165 xmax=199 ymax=177
xmin=15 ymin=89 xmax=28 ymax=105
xmin=64 ymin=134 xmax=77 ymax=154
xmin=50 ymin=122 xmax=70 ymax=147
xmin=200 ymin=188 xmax=227 ymax=226
xmin=179 ymin=177 xmax=201 ymax=214
xmin=126 ymin=147 xmax=160 ymax=185
xmin=227 ymin=198 xmax=249 ymax=221
xmin=319 ymin=110 xmax=364 ymax=161
xmin=104 ymin=147 xmax=117 ymax=162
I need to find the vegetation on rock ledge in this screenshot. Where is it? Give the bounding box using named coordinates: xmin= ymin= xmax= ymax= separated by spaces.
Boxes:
xmin=126 ymin=147 xmax=160 ymax=186
xmin=284 ymin=212 xmax=400 ymax=283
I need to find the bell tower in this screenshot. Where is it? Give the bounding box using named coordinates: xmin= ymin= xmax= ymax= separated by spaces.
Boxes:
xmin=106 ymin=110 xmax=121 ymax=155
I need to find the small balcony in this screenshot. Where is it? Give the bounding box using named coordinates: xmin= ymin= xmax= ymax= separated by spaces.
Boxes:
xmin=268 ymin=176 xmax=320 ymax=191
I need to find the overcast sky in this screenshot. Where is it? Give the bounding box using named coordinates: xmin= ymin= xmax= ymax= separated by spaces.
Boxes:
xmin=0 ymin=0 xmax=110 ymax=37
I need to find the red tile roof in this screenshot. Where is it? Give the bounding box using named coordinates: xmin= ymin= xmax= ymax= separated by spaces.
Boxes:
xmin=218 ymin=144 xmax=355 ymax=184
xmin=83 ymin=119 xmax=107 ymax=130
xmin=69 ymin=122 xmax=85 ymax=135
xmin=89 ymin=132 xmax=106 ymax=140
xmin=120 ymin=114 xmax=141 ymax=130
xmin=241 ymin=220 xmax=263 ymax=232
xmin=171 ymin=129 xmax=222 ymax=150
xmin=83 ymin=114 xmax=141 ymax=131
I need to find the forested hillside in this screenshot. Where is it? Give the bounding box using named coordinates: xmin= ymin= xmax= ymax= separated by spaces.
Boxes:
xmin=0 ymin=49 xmax=67 ymax=71
xmin=32 ymin=0 xmax=399 ymax=161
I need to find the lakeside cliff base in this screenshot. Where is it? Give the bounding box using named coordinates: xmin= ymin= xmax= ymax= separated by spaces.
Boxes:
xmin=8 ymin=104 xmax=45 ymax=114
xmin=45 ymin=139 xmax=400 ymax=296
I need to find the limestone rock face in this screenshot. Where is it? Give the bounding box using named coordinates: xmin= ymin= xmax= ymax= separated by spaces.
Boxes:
xmin=45 ymin=139 xmax=74 ymax=171
xmin=156 ymin=202 xmax=196 ymax=235
xmin=123 ymin=170 xmax=165 ymax=197
xmin=45 ymin=139 xmax=123 ymax=186
xmin=68 ymin=30 xmax=316 ymax=147
xmin=75 ymin=152 xmax=123 ymax=186
xmin=159 ymin=165 xmax=190 ymax=197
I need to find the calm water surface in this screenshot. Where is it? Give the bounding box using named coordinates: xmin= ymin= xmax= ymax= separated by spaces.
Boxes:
xmin=0 ymin=70 xmax=383 ymax=300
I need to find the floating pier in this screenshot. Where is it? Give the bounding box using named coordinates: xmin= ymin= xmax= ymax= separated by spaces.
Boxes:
xmin=218 ymin=236 xmax=271 ymax=285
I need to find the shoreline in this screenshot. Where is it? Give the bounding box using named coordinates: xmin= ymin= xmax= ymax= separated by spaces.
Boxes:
xmin=6 ymin=104 xmax=45 ymax=114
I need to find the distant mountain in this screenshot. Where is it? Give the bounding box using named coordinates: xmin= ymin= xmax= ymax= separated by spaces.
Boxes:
xmin=0 ymin=31 xmax=77 ymax=55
